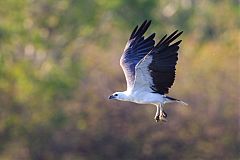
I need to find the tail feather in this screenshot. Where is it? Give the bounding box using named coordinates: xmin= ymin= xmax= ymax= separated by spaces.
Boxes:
xmin=164 ymin=96 xmax=188 ymax=106
xmin=177 ymin=100 xmax=188 ymax=106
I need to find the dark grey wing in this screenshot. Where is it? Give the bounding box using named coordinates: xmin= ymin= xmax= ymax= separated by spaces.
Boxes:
xmin=120 ymin=20 xmax=155 ymax=90
xmin=134 ymin=30 xmax=183 ymax=94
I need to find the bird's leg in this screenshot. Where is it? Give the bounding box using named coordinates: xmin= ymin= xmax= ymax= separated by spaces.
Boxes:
xmin=154 ymin=104 xmax=167 ymax=122
xmin=154 ymin=105 xmax=160 ymax=122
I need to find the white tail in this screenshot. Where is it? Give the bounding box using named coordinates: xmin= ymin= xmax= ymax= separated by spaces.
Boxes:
xmin=164 ymin=96 xmax=188 ymax=106
xmin=177 ymin=100 xmax=188 ymax=106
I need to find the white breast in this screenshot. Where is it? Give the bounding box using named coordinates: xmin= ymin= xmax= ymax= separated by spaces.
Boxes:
xmin=129 ymin=91 xmax=164 ymax=105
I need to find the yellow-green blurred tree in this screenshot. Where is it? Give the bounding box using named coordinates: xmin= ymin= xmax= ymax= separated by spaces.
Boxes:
xmin=0 ymin=0 xmax=239 ymax=160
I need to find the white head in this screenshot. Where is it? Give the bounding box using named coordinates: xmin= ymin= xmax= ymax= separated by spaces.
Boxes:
xmin=108 ymin=91 xmax=129 ymax=101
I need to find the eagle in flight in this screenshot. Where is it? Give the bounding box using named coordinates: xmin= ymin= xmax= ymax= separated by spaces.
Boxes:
xmin=109 ymin=20 xmax=187 ymax=122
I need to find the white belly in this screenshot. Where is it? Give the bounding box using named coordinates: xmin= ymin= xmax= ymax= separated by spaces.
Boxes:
xmin=130 ymin=91 xmax=164 ymax=105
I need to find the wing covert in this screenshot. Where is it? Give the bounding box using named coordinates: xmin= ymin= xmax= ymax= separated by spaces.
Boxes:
xmin=133 ymin=30 xmax=183 ymax=94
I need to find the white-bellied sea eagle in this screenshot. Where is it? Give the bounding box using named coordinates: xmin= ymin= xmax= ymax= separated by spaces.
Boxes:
xmin=109 ymin=20 xmax=187 ymax=122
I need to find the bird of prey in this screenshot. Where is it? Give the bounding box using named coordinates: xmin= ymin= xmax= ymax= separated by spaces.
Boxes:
xmin=109 ymin=20 xmax=187 ymax=122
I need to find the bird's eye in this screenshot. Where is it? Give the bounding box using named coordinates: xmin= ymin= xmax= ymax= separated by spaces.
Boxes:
xmin=114 ymin=94 xmax=118 ymax=96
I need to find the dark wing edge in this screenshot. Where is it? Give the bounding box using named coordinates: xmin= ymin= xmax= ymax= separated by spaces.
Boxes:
xmin=149 ymin=30 xmax=183 ymax=94
xmin=120 ymin=20 xmax=155 ymax=89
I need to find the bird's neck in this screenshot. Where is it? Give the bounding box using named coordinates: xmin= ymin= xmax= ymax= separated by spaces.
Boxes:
xmin=120 ymin=91 xmax=132 ymax=101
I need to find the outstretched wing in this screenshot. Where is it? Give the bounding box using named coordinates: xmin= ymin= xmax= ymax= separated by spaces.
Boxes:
xmin=120 ymin=20 xmax=155 ymax=90
xmin=133 ymin=30 xmax=183 ymax=94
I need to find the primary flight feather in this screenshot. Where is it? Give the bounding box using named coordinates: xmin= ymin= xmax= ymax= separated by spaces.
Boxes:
xmin=109 ymin=20 xmax=187 ymax=122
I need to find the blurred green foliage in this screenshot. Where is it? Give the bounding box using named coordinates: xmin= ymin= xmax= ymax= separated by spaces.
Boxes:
xmin=0 ymin=0 xmax=239 ymax=159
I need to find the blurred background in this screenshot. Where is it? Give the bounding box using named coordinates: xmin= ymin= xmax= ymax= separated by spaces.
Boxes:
xmin=0 ymin=0 xmax=239 ymax=159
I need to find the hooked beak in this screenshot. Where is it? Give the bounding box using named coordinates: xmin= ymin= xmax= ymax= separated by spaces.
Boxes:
xmin=108 ymin=95 xmax=114 ymax=99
